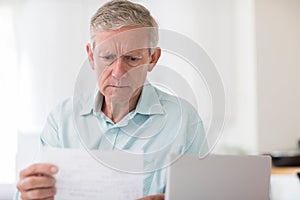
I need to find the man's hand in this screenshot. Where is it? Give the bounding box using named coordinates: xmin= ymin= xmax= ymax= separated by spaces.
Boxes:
xmin=17 ymin=163 xmax=58 ymax=200
xmin=138 ymin=194 xmax=165 ymax=200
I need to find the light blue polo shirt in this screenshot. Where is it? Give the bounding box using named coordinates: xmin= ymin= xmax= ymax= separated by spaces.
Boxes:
xmin=40 ymin=82 xmax=208 ymax=196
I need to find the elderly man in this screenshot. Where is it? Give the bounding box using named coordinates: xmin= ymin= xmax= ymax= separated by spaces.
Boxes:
xmin=16 ymin=0 xmax=207 ymax=199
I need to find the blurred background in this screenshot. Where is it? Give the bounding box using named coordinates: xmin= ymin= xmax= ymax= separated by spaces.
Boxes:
xmin=0 ymin=0 xmax=299 ymax=198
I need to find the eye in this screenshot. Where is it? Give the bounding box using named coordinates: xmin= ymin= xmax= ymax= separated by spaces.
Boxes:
xmin=100 ymin=55 xmax=116 ymax=61
xmin=130 ymin=57 xmax=137 ymax=61
xmin=124 ymin=55 xmax=142 ymax=63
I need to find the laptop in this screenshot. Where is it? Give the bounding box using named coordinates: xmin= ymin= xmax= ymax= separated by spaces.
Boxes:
xmin=165 ymin=154 xmax=271 ymax=200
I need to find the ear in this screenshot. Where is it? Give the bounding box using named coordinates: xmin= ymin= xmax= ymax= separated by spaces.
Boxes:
xmin=86 ymin=43 xmax=95 ymax=70
xmin=148 ymin=47 xmax=161 ymax=72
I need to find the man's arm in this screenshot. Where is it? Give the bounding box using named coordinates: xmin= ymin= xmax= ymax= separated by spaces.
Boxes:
xmin=16 ymin=106 xmax=62 ymax=199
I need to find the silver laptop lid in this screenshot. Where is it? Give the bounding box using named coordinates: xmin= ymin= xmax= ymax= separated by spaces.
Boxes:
xmin=166 ymin=154 xmax=271 ymax=200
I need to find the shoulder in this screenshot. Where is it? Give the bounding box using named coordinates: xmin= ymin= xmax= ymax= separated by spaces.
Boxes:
xmin=49 ymin=92 xmax=93 ymax=118
xmin=153 ymin=87 xmax=200 ymax=118
xmin=49 ymin=97 xmax=73 ymax=117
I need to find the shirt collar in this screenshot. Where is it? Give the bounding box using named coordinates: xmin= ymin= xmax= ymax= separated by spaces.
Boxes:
xmin=134 ymin=81 xmax=164 ymax=115
xmin=79 ymin=81 xmax=164 ymax=116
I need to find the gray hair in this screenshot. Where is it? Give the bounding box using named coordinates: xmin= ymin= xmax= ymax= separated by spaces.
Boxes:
xmin=90 ymin=0 xmax=159 ymax=49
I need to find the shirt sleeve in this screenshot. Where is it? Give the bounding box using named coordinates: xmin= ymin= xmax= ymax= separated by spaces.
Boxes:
xmin=184 ymin=105 xmax=209 ymax=156
xmin=40 ymin=107 xmax=63 ymax=148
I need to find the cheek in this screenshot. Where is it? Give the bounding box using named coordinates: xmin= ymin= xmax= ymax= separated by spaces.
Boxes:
xmin=95 ymin=62 xmax=104 ymax=77
xmin=130 ymin=65 xmax=149 ymax=85
xmin=95 ymin=64 xmax=110 ymax=86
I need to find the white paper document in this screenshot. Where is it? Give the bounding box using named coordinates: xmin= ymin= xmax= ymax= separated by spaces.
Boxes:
xmin=38 ymin=147 xmax=144 ymax=200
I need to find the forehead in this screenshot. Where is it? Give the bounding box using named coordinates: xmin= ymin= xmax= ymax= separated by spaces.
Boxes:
xmin=93 ymin=27 xmax=151 ymax=54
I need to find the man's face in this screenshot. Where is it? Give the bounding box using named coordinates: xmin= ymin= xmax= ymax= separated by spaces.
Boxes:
xmin=87 ymin=27 xmax=158 ymax=103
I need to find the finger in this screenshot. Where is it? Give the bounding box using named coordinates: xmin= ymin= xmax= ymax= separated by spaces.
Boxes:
xmin=17 ymin=176 xmax=56 ymax=191
xmin=137 ymin=194 xmax=165 ymax=200
xmin=40 ymin=198 xmax=55 ymax=200
xmin=154 ymin=194 xmax=165 ymax=200
xmin=20 ymin=187 xmax=56 ymax=200
xmin=20 ymin=163 xmax=58 ymax=179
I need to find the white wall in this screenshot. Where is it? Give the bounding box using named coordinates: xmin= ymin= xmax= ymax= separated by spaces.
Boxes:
xmin=212 ymin=0 xmax=258 ymax=154
xmin=16 ymin=0 xmax=91 ymax=132
xmin=256 ymin=0 xmax=300 ymax=152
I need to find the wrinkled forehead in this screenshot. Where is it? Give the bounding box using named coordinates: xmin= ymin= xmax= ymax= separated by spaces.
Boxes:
xmin=93 ymin=27 xmax=154 ymax=55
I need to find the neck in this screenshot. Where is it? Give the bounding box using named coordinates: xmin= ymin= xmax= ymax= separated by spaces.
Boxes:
xmin=102 ymin=88 xmax=142 ymax=123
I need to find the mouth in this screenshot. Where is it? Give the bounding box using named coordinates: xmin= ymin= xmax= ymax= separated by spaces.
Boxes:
xmin=108 ymin=85 xmax=130 ymax=88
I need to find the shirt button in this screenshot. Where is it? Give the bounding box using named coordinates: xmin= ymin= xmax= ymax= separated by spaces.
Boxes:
xmin=110 ymin=128 xmax=115 ymax=133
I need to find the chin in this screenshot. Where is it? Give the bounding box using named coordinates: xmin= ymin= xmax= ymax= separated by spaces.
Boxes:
xmin=106 ymin=90 xmax=133 ymax=102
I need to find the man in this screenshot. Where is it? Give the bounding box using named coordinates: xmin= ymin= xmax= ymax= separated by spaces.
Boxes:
xmin=16 ymin=0 xmax=207 ymax=199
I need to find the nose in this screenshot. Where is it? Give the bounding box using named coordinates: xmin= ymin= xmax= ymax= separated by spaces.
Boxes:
xmin=111 ymin=56 xmax=127 ymax=79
